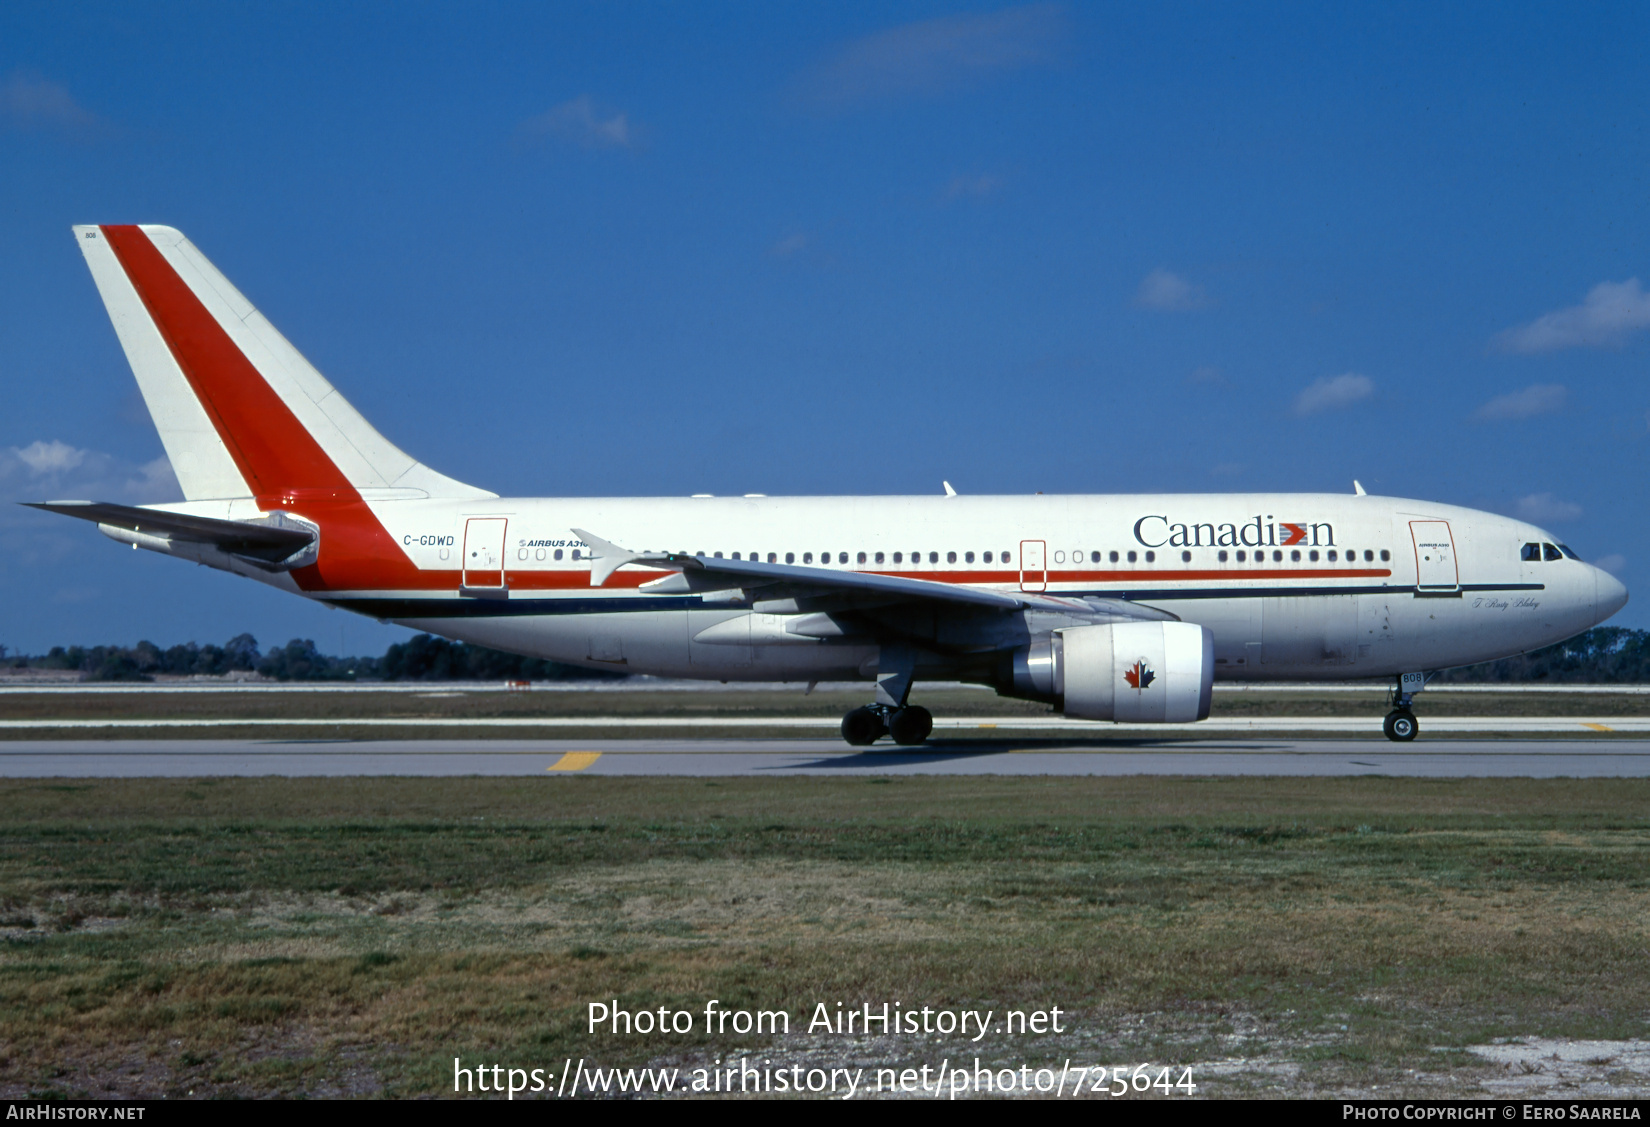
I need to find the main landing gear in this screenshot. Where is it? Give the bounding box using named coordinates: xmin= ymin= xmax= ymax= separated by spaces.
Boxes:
xmin=1382 ymin=671 xmax=1428 ymax=742
xmin=841 ymin=703 xmax=933 ymax=747
xmin=840 ymin=644 xmax=933 ymax=747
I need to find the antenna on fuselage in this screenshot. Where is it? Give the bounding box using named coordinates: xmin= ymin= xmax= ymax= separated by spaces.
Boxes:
xmin=1353 ymin=480 xmax=1367 ymax=496
xmin=943 ymin=481 xmax=958 ymax=497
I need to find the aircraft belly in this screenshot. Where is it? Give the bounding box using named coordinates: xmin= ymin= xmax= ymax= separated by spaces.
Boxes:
xmin=395 ymin=608 xmax=877 ymax=682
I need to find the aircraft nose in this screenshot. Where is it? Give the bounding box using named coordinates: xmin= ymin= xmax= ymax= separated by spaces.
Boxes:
xmin=1595 ymin=566 xmax=1629 ymax=623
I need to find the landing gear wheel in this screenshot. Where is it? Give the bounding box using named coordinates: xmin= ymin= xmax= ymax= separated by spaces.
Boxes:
xmin=1383 ymin=709 xmax=1418 ymax=742
xmin=888 ymin=705 xmax=933 ymax=746
xmin=841 ymin=706 xmax=885 ymax=747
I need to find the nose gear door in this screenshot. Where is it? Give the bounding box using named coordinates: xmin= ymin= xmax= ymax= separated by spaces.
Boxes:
xmin=1409 ymin=520 xmax=1459 ymax=594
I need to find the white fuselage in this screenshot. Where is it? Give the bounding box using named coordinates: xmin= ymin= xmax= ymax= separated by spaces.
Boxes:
xmin=175 ymin=490 xmax=1624 ymax=688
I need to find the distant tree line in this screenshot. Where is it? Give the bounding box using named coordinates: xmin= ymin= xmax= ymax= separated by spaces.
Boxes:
xmin=1433 ymin=627 xmax=1650 ymax=684
xmin=0 ymin=633 xmax=625 ymax=683
xmin=2 ymin=626 xmax=1646 ymax=684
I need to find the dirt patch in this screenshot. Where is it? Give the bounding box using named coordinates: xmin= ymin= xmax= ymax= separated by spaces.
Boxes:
xmin=1469 ymin=1039 xmax=1650 ymax=1097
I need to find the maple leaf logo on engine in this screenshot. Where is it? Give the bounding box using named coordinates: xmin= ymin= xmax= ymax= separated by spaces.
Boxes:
xmin=1124 ymin=660 xmax=1155 ymax=690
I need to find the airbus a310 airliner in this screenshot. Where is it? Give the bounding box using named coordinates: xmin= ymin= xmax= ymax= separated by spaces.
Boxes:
xmin=31 ymin=226 xmax=1628 ymax=744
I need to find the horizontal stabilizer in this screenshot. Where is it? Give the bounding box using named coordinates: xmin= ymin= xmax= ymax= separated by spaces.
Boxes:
xmin=26 ymin=500 xmax=317 ymax=568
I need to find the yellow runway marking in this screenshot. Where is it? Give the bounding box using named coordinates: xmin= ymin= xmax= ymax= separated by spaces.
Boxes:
xmin=1583 ymin=723 xmax=1615 ymax=732
xmin=978 ymin=723 xmax=998 ymax=729
xmin=547 ymin=751 xmax=602 ymax=771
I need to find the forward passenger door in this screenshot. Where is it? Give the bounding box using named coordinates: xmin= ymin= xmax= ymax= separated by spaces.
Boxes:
xmin=1410 ymin=521 xmax=1459 ymax=594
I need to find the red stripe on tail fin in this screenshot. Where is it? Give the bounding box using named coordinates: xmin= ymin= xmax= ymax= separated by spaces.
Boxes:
xmin=100 ymin=225 xmax=355 ymax=502
xmin=99 ymin=225 xmax=427 ymax=592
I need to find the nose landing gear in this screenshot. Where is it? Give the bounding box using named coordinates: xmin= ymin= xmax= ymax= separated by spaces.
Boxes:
xmin=1382 ymin=709 xmax=1417 ymax=741
xmin=839 ymin=644 xmax=934 ymax=747
xmin=1383 ymin=671 xmax=1428 ymax=742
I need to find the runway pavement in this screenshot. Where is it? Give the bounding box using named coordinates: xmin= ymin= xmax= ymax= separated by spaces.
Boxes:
xmin=4 ymin=737 xmax=1650 ymax=777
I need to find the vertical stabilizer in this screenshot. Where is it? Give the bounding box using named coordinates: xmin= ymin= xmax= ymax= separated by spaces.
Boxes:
xmin=74 ymin=225 xmax=493 ymax=503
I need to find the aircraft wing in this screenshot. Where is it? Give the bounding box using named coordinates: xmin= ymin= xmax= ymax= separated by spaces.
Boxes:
xmin=26 ymin=500 xmax=316 ymax=565
xmin=572 ymin=527 xmax=1172 ymax=618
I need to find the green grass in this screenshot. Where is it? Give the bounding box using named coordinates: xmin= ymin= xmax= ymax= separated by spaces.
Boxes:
xmin=2 ymin=776 xmax=1648 ymax=1097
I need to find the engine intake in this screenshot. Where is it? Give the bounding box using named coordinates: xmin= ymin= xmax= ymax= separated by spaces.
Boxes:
xmin=1011 ymin=621 xmax=1214 ymax=723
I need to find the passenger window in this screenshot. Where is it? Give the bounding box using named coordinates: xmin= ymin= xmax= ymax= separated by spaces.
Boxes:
xmin=1181 ymin=550 xmax=1191 ymax=562
xmin=803 ymin=552 xmax=812 ymax=564
xmin=1290 ymin=549 xmax=1301 ymax=562
xmin=1127 ymin=550 xmax=1137 ymax=563
xmin=1002 ymin=550 xmax=1011 ymax=563
xmin=947 ymin=551 xmax=957 ymax=564
xmin=839 ymin=552 xmax=848 ymax=564
xmin=1308 ymin=550 xmax=1319 ymax=562
xmin=1273 ymin=550 xmax=1283 ymax=562
xmin=1544 ymin=543 xmax=1562 ymax=562
xmin=857 ymin=551 xmax=867 ymax=564
xmin=983 ymin=551 xmax=993 ymax=563
xmin=768 ymin=552 xmax=777 ymax=563
xmin=554 ymin=549 xmax=563 ymax=561
xmin=573 ymin=549 xmax=582 ymax=560
xmin=1236 ymin=550 xmax=1245 ymax=562
xmin=1053 ymin=551 xmax=1065 ymax=564
xmin=785 ymin=552 xmax=795 ymax=564
xmin=1109 ymin=550 xmax=1119 ymax=563
xmin=1379 ymin=549 xmax=1388 ymax=562
xmin=893 ymin=552 xmax=903 ymax=564
xmin=965 ymin=551 xmax=975 ymax=563
xmin=1327 ymin=550 xmax=1336 ymax=562
xmin=930 ymin=552 xmax=939 ymax=563
xmin=1218 ymin=550 xmax=1228 ymax=562
xmin=873 ymin=551 xmax=883 ymax=564
xmin=730 ymin=552 xmax=739 ymax=560
xmin=1145 ymin=551 xmax=1155 ymax=563
xmin=1091 ymin=550 xmax=1101 ymax=563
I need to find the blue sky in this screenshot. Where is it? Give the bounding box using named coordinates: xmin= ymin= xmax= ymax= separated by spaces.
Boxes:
xmin=2 ymin=1 xmax=1648 ymax=654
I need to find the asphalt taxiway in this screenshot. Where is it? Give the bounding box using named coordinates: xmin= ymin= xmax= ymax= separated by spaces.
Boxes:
xmin=4 ymin=737 xmax=1650 ymax=777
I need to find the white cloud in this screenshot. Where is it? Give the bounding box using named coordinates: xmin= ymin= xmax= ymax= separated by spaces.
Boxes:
xmin=1594 ymin=554 xmax=1626 ymax=574
xmin=1133 ymin=268 xmax=1207 ymax=311
xmin=0 ymin=71 xmax=100 ymax=131
xmin=1473 ymin=383 xmax=1567 ymax=422
xmin=13 ymin=439 xmax=86 ymax=475
xmin=769 ymin=233 xmax=809 ymax=258
xmin=0 ymin=441 xmax=179 ymax=505
xmin=519 ymin=96 xmax=635 ymax=149
xmin=1494 ymin=278 xmax=1650 ymax=352
xmin=1515 ymin=492 xmax=1582 ymax=524
xmin=801 ymin=4 xmax=1066 ymax=106
xmin=941 ymin=174 xmax=1001 ymax=201
xmin=1293 ymin=373 xmax=1374 ymax=416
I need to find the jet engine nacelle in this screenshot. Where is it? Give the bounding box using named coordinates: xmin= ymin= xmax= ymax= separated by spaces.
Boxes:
xmin=1011 ymin=621 xmax=1214 ymax=722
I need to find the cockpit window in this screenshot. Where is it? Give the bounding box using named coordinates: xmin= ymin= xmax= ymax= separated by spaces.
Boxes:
xmin=1543 ymin=543 xmax=1563 ymax=562
xmin=1521 ymin=542 xmax=1541 ymax=562
xmin=1557 ymin=543 xmax=1580 ymax=560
